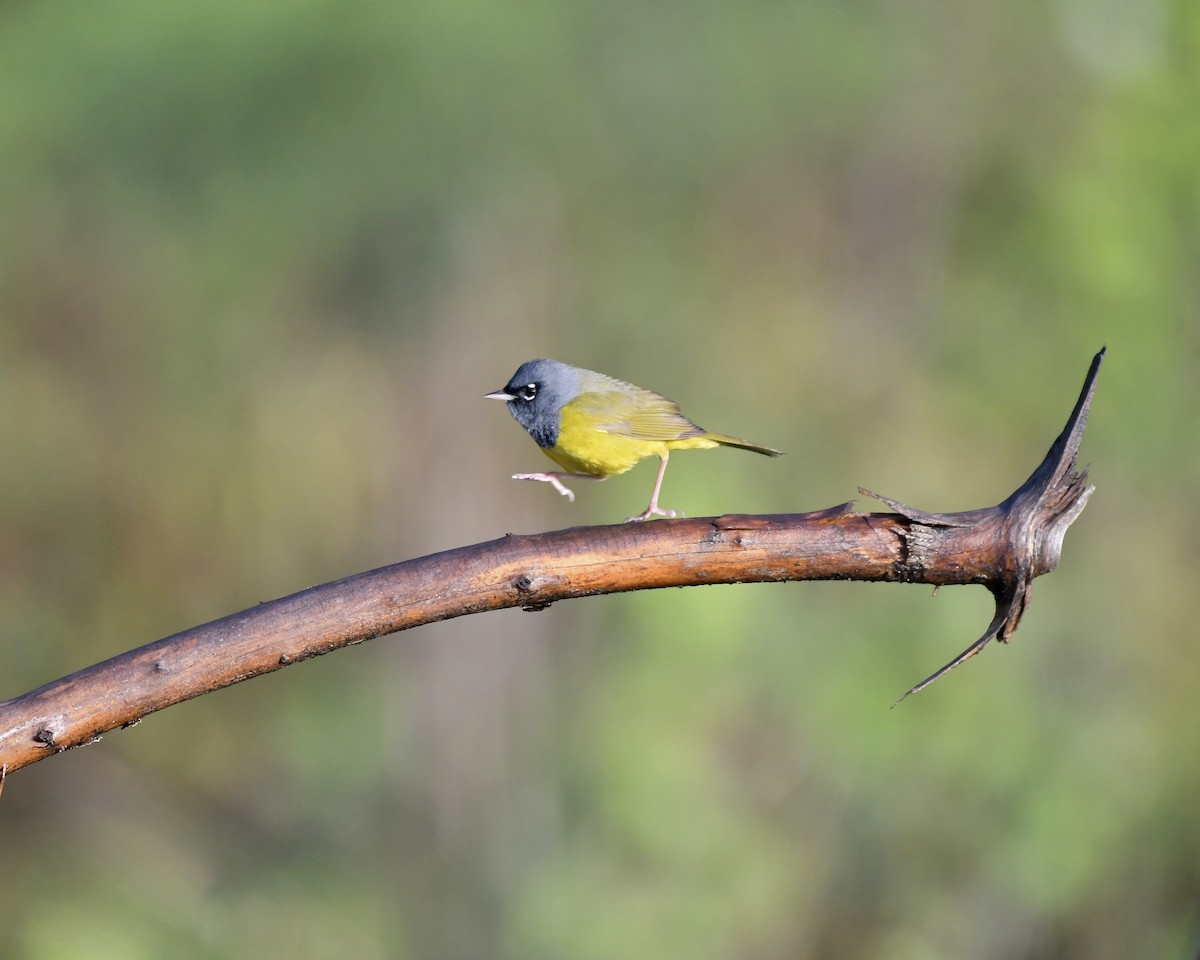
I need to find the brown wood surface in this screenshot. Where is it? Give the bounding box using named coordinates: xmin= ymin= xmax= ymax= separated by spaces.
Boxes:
xmin=0 ymin=349 xmax=1105 ymax=775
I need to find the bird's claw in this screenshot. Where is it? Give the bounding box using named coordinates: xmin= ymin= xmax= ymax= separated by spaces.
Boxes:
xmin=512 ymin=473 xmax=576 ymax=502
xmin=624 ymin=505 xmax=682 ymax=523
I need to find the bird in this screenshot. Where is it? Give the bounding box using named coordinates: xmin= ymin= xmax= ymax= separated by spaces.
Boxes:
xmin=486 ymin=359 xmax=782 ymax=521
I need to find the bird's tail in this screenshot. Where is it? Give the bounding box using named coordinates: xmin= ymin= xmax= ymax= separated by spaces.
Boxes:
xmin=705 ymin=433 xmax=784 ymax=457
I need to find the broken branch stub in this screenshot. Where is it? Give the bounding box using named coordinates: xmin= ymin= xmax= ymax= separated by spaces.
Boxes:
xmin=865 ymin=346 xmax=1104 ymax=702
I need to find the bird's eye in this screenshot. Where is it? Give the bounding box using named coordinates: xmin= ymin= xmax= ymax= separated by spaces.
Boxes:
xmin=518 ymin=383 xmax=538 ymax=401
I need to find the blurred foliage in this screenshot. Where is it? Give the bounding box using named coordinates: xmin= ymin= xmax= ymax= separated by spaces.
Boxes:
xmin=1 ymin=0 xmax=1198 ymax=957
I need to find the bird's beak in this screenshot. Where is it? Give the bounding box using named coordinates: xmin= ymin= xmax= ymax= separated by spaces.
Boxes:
xmin=485 ymin=390 xmax=515 ymax=401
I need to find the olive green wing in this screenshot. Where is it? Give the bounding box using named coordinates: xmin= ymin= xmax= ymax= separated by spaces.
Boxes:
xmin=570 ymin=383 xmax=707 ymax=442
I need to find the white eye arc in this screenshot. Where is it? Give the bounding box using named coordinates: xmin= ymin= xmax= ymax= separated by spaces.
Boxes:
xmin=519 ymin=383 xmax=538 ymax=401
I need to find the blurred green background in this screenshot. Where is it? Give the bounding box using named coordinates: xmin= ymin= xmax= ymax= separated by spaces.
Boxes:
xmin=1 ymin=0 xmax=1197 ymax=957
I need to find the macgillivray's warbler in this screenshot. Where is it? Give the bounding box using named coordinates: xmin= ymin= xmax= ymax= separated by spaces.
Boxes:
xmin=486 ymin=359 xmax=783 ymax=522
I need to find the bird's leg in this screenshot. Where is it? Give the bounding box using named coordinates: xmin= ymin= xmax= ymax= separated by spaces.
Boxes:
xmin=626 ymin=452 xmax=680 ymax=522
xmin=511 ymin=472 xmax=606 ymax=503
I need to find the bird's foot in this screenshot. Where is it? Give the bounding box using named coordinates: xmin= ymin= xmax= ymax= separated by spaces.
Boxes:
xmin=625 ymin=503 xmax=683 ymax=523
xmin=513 ymin=473 xmax=576 ymax=502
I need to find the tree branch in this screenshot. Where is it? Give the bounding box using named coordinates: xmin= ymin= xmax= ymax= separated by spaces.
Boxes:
xmin=0 ymin=348 xmax=1104 ymax=775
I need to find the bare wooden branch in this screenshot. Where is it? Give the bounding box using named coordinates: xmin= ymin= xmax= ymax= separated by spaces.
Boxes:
xmin=0 ymin=349 xmax=1104 ymax=775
